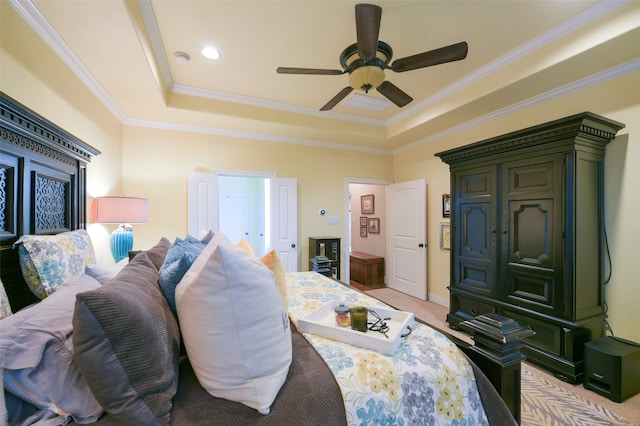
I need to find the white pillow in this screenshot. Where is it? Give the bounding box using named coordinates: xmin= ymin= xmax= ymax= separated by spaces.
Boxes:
xmin=175 ymin=231 xmax=291 ymax=414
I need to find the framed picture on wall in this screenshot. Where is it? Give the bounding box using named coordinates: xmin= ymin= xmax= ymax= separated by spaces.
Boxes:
xmin=360 ymin=226 xmax=368 ymax=237
xmin=368 ymin=218 xmax=380 ymax=234
xmin=440 ymin=222 xmax=451 ymax=250
xmin=361 ymin=194 xmax=374 ymax=214
xmin=360 ymin=216 xmax=367 ymax=226
xmin=442 ymin=194 xmax=451 ymax=217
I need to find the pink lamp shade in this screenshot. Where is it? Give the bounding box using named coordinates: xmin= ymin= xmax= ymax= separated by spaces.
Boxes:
xmin=94 ymin=196 xmax=148 ymax=262
xmin=94 ymin=196 xmax=149 ymax=224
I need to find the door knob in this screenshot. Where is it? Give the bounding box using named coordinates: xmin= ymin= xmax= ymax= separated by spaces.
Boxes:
xmin=418 ymin=243 xmax=425 ymax=248
xmin=291 ymin=243 xmax=296 ymax=248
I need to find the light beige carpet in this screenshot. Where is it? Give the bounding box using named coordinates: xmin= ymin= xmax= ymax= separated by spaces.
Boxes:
xmin=365 ymin=287 xmax=640 ymax=425
xmin=521 ymin=365 xmax=635 ymax=425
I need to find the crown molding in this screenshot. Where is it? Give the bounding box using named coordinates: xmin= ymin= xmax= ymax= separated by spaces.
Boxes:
xmin=395 ymin=59 xmax=640 ymax=154
xmin=123 ymin=117 xmax=393 ymax=155
xmin=10 ymin=0 xmax=127 ymax=122
xmin=10 ymin=0 xmax=632 ymax=155
xmin=389 ymin=0 xmax=630 ymax=126
xmin=171 ymin=84 xmax=386 ymax=127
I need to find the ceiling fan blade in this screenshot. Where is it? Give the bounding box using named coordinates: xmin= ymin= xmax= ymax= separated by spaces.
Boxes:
xmin=277 ymin=67 xmax=344 ymax=75
xmin=376 ymin=81 xmax=413 ymax=107
xmin=391 ymin=41 xmax=468 ymax=72
xmin=355 ymin=4 xmax=382 ymax=62
xmin=320 ymin=87 xmax=354 ymax=111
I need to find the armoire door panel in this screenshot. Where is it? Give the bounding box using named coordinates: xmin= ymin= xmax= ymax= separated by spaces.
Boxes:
xmin=506 ymin=159 xmax=556 ymax=195
xmin=460 ymin=203 xmax=493 ymax=258
xmin=509 ymin=199 xmax=555 ymax=268
xmin=458 ymin=259 xmax=493 ymax=294
xmin=459 ymin=168 xmax=493 ymax=198
xmin=454 ymin=165 xmax=497 ymax=294
xmin=505 ymin=265 xmax=556 ymax=314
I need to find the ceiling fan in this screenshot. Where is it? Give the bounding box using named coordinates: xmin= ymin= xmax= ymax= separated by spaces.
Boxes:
xmin=277 ymin=3 xmax=468 ymax=111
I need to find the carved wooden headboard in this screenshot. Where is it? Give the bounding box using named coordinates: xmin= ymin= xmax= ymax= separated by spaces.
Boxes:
xmin=0 ymin=92 xmax=100 ymax=311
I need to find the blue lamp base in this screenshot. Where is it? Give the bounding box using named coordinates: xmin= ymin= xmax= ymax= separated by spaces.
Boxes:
xmin=110 ymin=224 xmax=134 ymax=262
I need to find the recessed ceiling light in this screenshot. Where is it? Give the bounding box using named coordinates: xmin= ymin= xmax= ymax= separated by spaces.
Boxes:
xmin=174 ymin=51 xmax=190 ymax=64
xmin=202 ymin=46 xmax=221 ymax=60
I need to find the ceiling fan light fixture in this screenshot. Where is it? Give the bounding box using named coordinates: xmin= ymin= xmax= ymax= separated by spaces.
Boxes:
xmin=277 ymin=4 xmax=467 ymax=111
xmin=349 ymin=65 xmax=385 ymax=93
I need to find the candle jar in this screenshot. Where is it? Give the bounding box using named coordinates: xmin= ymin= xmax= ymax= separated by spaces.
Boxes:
xmin=334 ymin=303 xmax=351 ymax=327
xmin=350 ymin=306 xmax=368 ymax=332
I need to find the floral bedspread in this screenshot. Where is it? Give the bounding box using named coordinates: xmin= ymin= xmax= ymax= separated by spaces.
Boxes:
xmin=286 ymin=272 xmax=489 ymax=426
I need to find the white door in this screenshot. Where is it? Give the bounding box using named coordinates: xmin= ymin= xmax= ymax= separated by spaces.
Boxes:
xmin=270 ymin=178 xmax=298 ymax=272
xmin=387 ymin=179 xmax=427 ymax=299
xmin=219 ymin=193 xmax=251 ymax=244
xmin=187 ymin=172 xmax=218 ymax=239
xmin=188 ymin=173 xmax=298 ymax=271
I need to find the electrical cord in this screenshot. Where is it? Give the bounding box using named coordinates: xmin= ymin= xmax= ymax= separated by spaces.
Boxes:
xmin=602 ymin=225 xmax=616 ymax=338
xmin=604 ymin=226 xmax=613 ymax=286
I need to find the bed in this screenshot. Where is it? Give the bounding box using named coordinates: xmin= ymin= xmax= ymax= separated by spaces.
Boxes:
xmin=0 ymin=91 xmax=517 ymax=425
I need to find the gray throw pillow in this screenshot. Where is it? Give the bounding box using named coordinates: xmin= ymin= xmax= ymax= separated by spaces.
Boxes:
xmin=72 ymin=251 xmax=180 ymax=425
xmin=128 ymin=237 xmax=172 ymax=270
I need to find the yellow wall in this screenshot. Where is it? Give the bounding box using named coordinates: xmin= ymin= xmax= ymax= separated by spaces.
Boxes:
xmin=121 ymin=126 xmax=392 ymax=271
xmin=3 ymin=2 xmax=639 ymax=342
xmin=1 ymin=2 xmax=122 ymax=263
xmin=392 ymin=74 xmax=640 ymax=341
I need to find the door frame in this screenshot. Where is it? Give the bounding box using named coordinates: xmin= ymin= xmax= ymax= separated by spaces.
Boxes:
xmin=386 ymin=179 xmax=427 ymax=299
xmin=189 ymin=169 xmax=298 ymax=271
xmin=344 ymin=177 xmax=392 ymax=284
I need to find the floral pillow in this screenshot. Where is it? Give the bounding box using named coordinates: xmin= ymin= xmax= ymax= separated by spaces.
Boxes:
xmin=0 ymin=278 xmax=12 ymax=319
xmin=14 ymin=229 xmax=96 ymax=299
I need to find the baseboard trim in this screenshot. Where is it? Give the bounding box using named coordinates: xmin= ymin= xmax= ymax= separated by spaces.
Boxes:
xmin=428 ymin=293 xmax=449 ymax=308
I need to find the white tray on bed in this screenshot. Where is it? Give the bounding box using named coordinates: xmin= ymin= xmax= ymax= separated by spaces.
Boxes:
xmin=297 ymin=301 xmax=415 ymax=355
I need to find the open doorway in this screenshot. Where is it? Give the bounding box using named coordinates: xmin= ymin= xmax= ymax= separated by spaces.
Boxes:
xmin=219 ymin=175 xmax=268 ymax=257
xmin=188 ymin=171 xmax=298 ymax=271
xmin=345 ymin=178 xmax=428 ymax=300
xmin=344 ymin=178 xmax=390 ymax=285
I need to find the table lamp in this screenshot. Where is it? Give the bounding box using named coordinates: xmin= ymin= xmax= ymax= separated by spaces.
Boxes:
xmin=95 ymin=196 xmax=149 ymax=262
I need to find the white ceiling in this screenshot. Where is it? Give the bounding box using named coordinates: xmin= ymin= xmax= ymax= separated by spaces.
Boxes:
xmin=12 ymin=0 xmax=640 ymax=153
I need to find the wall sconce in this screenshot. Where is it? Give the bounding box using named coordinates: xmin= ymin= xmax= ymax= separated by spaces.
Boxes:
xmin=94 ymin=196 xmax=149 ymax=262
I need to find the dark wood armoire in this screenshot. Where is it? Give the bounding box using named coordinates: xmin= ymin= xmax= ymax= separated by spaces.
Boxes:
xmin=436 ymin=112 xmax=624 ymax=382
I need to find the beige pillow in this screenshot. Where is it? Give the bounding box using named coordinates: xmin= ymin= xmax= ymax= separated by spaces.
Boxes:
xmin=236 ymin=240 xmax=288 ymax=311
xmin=260 ymin=250 xmax=288 ymax=312
xmin=236 ymin=238 xmax=254 ymax=254
xmin=175 ymin=231 xmax=291 ymax=414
